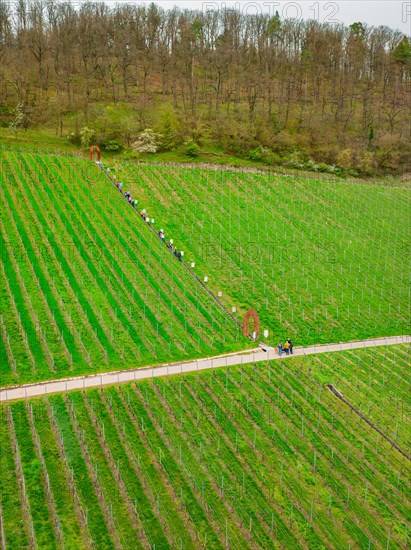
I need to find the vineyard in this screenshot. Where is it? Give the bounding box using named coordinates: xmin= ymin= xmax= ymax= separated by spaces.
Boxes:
xmin=118 ymin=162 xmax=410 ymax=346
xmin=0 ymin=151 xmax=249 ymax=386
xmin=1 ymin=148 xmax=409 ymax=549
xmin=0 ymin=345 xmax=409 ymax=549
xmin=1 ymin=151 xmax=409 ymax=386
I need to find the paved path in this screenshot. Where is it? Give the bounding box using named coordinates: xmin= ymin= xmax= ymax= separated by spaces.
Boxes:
xmin=1 ymin=335 xmax=409 ymax=402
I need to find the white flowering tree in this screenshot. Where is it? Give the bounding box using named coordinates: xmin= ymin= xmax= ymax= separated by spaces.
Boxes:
xmin=9 ymin=103 xmax=30 ymax=136
xmin=131 ymin=129 xmax=162 ymax=154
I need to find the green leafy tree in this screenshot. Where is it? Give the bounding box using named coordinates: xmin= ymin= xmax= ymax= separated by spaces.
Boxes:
xmin=190 ymin=19 xmax=203 ymax=42
xmin=368 ymin=126 xmax=374 ymax=149
xmin=391 ymin=37 xmax=411 ymax=66
xmin=79 ymin=126 xmax=95 ymax=147
xmin=266 ymin=11 xmax=281 ymax=39
xmin=157 ymin=108 xmax=181 ymax=150
xmin=349 ymin=22 xmax=366 ymax=39
xmin=389 ymin=37 xmax=410 ymax=107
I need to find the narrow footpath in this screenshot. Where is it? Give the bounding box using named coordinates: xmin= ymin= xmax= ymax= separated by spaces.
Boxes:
xmin=96 ymin=162 xmax=241 ymax=328
xmin=1 ymin=335 xmax=409 ymax=402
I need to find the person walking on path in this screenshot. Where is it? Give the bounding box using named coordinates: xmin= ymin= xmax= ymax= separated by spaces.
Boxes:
xmin=284 ymin=341 xmax=290 ymax=355
xmin=277 ymin=342 xmax=283 ymax=356
xmin=288 ymin=339 xmax=294 ymax=355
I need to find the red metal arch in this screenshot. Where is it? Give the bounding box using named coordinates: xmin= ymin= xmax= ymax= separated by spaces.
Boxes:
xmin=242 ymin=308 xmax=260 ymax=338
xmin=89 ymin=145 xmax=101 ymax=161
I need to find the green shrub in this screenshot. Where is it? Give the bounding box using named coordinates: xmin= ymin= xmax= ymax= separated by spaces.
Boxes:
xmin=248 ymin=145 xmax=273 ymax=163
xmin=249 ymin=147 xmax=263 ymax=161
xmin=184 ymin=139 xmax=200 ymax=158
xmin=101 ymin=139 xmax=124 ymax=153
xmin=283 ymin=150 xmax=308 ymax=169
xmin=122 ymin=148 xmax=140 ymax=161
xmin=317 ymin=162 xmax=331 ymax=173
xmin=67 ymin=132 xmax=81 ymax=145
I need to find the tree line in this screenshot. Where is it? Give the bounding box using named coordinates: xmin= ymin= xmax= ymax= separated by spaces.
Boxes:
xmin=0 ymin=1 xmax=410 ymax=174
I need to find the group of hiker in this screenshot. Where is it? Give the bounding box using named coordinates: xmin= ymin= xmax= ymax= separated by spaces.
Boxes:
xmin=102 ymin=164 xmax=296 ymax=352
xmin=277 ymin=339 xmax=293 ymax=356
xmin=112 ymin=175 xmax=184 ymax=261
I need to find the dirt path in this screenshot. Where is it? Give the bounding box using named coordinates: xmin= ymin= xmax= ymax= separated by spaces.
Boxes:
xmin=1 ymin=335 xmax=409 ymax=402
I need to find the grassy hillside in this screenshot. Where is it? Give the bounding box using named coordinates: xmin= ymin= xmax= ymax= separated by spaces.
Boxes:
xmin=0 ymin=151 xmax=249 ymax=386
xmin=117 ymin=162 xmax=410 ymax=345
xmin=1 ymin=345 xmax=409 ymax=549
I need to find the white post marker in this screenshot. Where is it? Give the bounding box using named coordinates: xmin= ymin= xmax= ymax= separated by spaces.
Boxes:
xmin=151 ymin=219 xmax=155 ymax=223
xmin=218 ymin=291 xmax=222 ymax=297
xmin=204 ymin=277 xmax=208 ymax=282
xmin=264 ymin=329 xmax=269 ymax=338
xmin=253 ymin=332 xmax=256 ymax=340
xmin=170 ymin=239 xmax=173 ymax=244
xmin=191 ymin=262 xmax=195 ymax=268
xmin=181 ymin=252 xmax=184 ymax=256
xmin=232 ymin=306 xmax=236 ymax=313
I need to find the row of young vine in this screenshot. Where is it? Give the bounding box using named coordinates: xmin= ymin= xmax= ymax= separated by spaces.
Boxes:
xmin=1 ymin=345 xmax=409 ymax=549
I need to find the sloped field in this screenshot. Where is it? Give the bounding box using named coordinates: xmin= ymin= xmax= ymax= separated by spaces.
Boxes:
xmin=118 ymin=163 xmax=410 ymax=346
xmin=0 ymin=151 xmax=248 ymax=386
xmin=1 ymin=345 xmax=409 ymax=549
